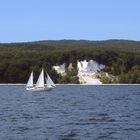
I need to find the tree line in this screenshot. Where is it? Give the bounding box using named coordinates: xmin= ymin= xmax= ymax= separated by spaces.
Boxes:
xmin=0 ymin=40 xmax=140 ymax=83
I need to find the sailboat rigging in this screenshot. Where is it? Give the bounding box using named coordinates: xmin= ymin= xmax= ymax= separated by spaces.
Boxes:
xmin=26 ymin=69 xmax=55 ymax=91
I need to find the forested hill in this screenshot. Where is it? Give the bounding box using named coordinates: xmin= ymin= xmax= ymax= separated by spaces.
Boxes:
xmin=0 ymin=40 xmax=140 ymax=83
xmin=2 ymin=39 xmax=140 ymax=49
xmin=32 ymin=39 xmax=140 ymax=46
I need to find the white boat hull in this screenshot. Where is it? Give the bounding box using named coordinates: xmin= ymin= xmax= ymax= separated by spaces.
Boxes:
xmin=26 ymin=86 xmax=53 ymax=91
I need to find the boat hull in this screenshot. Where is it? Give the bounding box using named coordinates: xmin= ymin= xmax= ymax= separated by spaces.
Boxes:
xmin=26 ymin=86 xmax=53 ymax=91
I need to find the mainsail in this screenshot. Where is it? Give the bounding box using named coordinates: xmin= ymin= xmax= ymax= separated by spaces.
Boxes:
xmin=35 ymin=69 xmax=45 ymax=88
xmin=26 ymin=71 xmax=33 ymax=87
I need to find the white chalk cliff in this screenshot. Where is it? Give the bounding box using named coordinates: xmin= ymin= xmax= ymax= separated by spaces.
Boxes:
xmin=53 ymin=60 xmax=105 ymax=84
xmin=53 ymin=64 xmax=65 ymax=75
xmin=77 ymin=60 xmax=105 ymax=84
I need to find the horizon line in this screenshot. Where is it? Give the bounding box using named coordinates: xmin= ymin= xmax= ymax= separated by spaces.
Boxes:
xmin=0 ymin=38 xmax=140 ymax=44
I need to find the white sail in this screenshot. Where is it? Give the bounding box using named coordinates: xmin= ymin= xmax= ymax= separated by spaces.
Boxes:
xmin=47 ymin=73 xmax=56 ymax=87
xmin=26 ymin=69 xmax=55 ymax=91
xmin=26 ymin=71 xmax=33 ymax=87
xmin=35 ymin=69 xmax=44 ymax=88
xmin=46 ymin=77 xmax=52 ymax=88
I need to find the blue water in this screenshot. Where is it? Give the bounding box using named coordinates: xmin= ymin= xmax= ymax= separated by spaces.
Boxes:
xmin=0 ymin=85 xmax=140 ymax=140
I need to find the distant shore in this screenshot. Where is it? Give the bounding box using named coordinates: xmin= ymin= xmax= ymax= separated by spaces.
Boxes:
xmin=0 ymin=84 xmax=139 ymax=86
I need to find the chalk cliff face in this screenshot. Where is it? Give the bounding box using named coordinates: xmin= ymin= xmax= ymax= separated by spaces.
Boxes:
xmin=53 ymin=60 xmax=106 ymax=84
xmin=53 ymin=64 xmax=65 ymax=75
xmin=77 ymin=60 xmax=105 ymax=73
xmin=77 ymin=60 xmax=105 ymax=84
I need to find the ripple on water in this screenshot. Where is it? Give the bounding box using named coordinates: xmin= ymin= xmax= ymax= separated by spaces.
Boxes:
xmin=87 ymin=113 xmax=116 ymax=123
xmin=59 ymin=131 xmax=79 ymax=140
xmin=0 ymin=85 xmax=140 ymax=140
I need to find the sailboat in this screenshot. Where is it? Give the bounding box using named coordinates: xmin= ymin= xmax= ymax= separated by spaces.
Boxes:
xmin=26 ymin=69 xmax=55 ymax=91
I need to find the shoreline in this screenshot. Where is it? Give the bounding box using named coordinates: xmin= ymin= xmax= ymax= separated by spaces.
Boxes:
xmin=0 ymin=83 xmax=139 ymax=86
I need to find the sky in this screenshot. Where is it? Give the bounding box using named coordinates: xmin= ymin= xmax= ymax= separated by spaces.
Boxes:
xmin=0 ymin=0 xmax=140 ymax=42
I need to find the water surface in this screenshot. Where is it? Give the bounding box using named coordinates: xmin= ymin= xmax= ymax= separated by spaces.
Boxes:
xmin=0 ymin=85 xmax=140 ymax=140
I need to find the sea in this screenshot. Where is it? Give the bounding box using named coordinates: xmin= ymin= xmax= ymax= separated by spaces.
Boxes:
xmin=0 ymin=85 xmax=140 ymax=140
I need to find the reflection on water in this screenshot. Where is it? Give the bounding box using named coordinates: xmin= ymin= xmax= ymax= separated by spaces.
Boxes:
xmin=0 ymin=85 xmax=140 ymax=139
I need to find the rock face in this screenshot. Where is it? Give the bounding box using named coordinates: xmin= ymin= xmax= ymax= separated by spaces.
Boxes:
xmin=53 ymin=64 xmax=65 ymax=75
xmin=77 ymin=60 xmax=105 ymax=73
xmin=53 ymin=60 xmax=105 ymax=84
xmin=77 ymin=60 xmax=105 ymax=84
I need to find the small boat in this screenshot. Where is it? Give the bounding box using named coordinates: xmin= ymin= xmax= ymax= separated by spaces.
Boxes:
xmin=26 ymin=68 xmax=55 ymax=91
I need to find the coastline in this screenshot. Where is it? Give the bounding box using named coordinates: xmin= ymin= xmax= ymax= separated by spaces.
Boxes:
xmin=0 ymin=83 xmax=139 ymax=86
